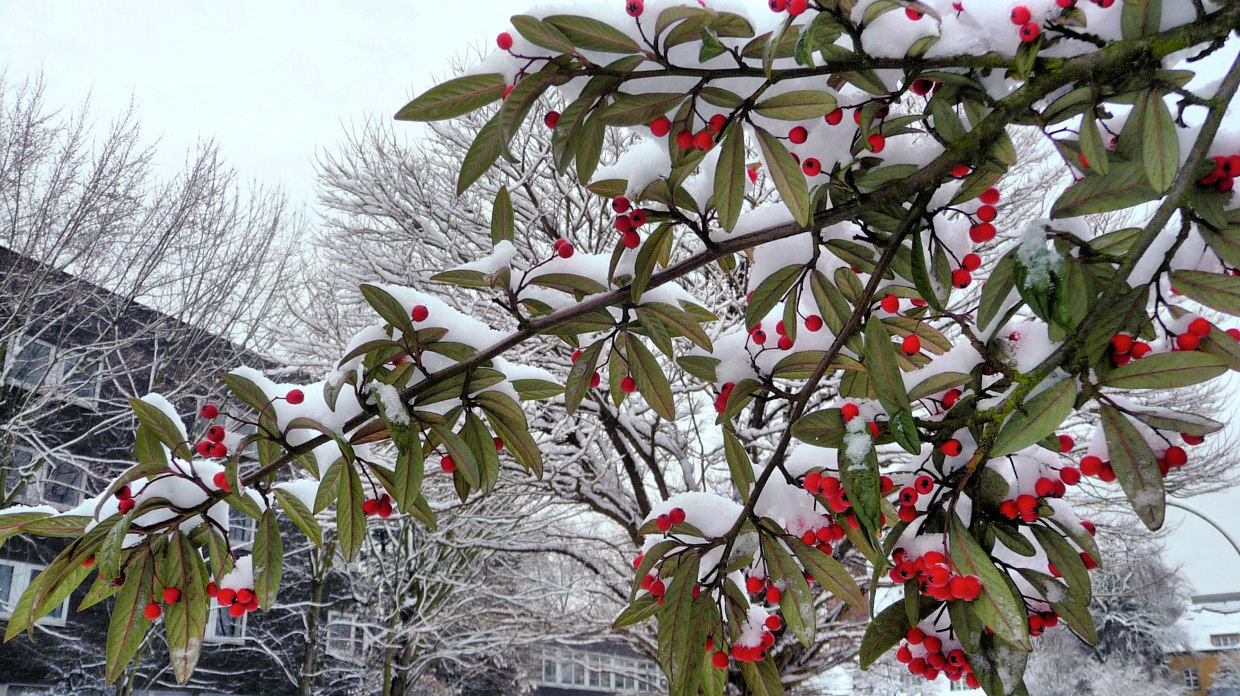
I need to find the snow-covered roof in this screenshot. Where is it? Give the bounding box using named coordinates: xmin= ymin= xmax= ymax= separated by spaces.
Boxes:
xmin=1175 ymin=594 xmax=1240 ymax=653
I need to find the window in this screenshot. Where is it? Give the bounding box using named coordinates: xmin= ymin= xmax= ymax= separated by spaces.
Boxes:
xmin=40 ymin=461 xmax=82 ymax=508
xmin=9 ymin=338 xmax=54 ymax=389
xmin=1184 ymin=667 xmax=1201 ymax=690
xmin=0 ymin=560 xmax=69 ymax=625
xmin=2 ymin=446 xmax=35 ymax=501
xmin=228 ymin=507 xmax=256 ymax=545
xmin=326 ymin=611 xmax=367 ymax=660
xmin=1212 ymin=634 xmax=1240 ymax=648
xmin=205 ymin=606 xmax=245 ymax=644
xmin=951 ymin=678 xmax=976 ymax=691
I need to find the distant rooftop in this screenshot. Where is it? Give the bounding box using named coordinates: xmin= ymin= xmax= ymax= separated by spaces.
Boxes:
xmin=1174 ymin=592 xmax=1240 ymax=653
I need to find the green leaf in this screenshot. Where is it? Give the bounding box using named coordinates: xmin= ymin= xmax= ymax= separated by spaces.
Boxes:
xmin=754 ymin=126 xmax=811 ymax=226
xmin=462 ymin=411 xmax=500 ymax=492
xmin=753 ymin=90 xmax=837 ymax=120
xmin=1050 ymin=162 xmax=1158 ymax=219
xmin=790 ymin=543 xmax=865 ymax=611
xmin=457 ymin=112 xmax=508 ymax=196
xmin=253 ymin=509 xmax=284 ymax=610
xmin=161 ymin=532 xmax=209 ymax=683
xmin=336 ymin=460 xmax=367 ymax=561
xmin=723 ymin=429 xmax=754 ymax=499
xmin=656 ymin=554 xmax=709 ymax=696
xmin=1029 ymin=526 xmax=1091 ymax=604
xmin=745 ymin=265 xmax=803 ymax=331
xmin=564 ymin=340 xmax=604 ymax=415
xmin=394 ymin=73 xmax=506 ymax=121
xmin=1079 ymin=107 xmax=1110 ymax=176
xmin=1171 ymin=270 xmax=1240 ymax=316
xmin=1100 ymin=404 xmax=1164 ymax=530
xmin=863 ymin=317 xmax=912 ymax=415
xmin=314 ymin=458 xmax=344 ymax=513
xmin=991 ymin=379 xmax=1078 ymax=457
xmin=360 ymin=283 xmax=416 ymax=337
xmin=625 ymin=334 xmax=676 ymax=420
xmin=632 ymin=223 xmax=673 ymax=302
xmin=762 ymin=535 xmax=816 ymax=647
xmin=491 ymin=186 xmax=514 ymax=245
xmin=842 ymin=449 xmax=882 ymax=537
xmin=1137 ymin=90 xmax=1177 ymax=192
xmin=1100 ymin=350 xmax=1227 ymax=390
xmin=714 ymin=122 xmax=746 ymax=232
xmin=105 ymin=549 xmax=155 ymax=683
xmin=791 ymin=408 xmax=846 ymax=448
xmin=1124 ymin=407 xmax=1223 ymax=437
xmin=598 ymin=92 xmax=687 ymax=126
xmin=428 ymin=422 xmax=481 ymax=491
xmin=510 ymin=14 xmax=576 ymax=53
xmin=739 ymin=657 xmax=784 ymax=696
xmin=128 ymin=398 xmax=191 ymax=461
xmin=948 ymin=516 xmax=1030 ymax=649
xmin=612 ymin=595 xmax=660 ymax=628
xmin=1121 ymin=0 xmax=1161 ymax=38
xmin=274 ymin=487 xmax=322 ymax=547
xmin=860 ymin=599 xmax=932 ymax=669
xmin=544 ymin=14 xmax=642 ymax=53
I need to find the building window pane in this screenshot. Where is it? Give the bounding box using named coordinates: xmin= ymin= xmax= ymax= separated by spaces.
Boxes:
xmin=215 ymin=607 xmax=244 ymax=640
xmin=0 ymin=563 xmax=14 ymax=611
xmin=543 ymin=658 xmax=556 ymax=683
xmin=1184 ymin=667 xmax=1201 ymax=690
xmin=42 ymin=462 xmax=82 ymax=507
xmin=229 ymin=507 xmax=256 ymax=544
xmin=1211 ymin=634 xmax=1240 ymax=648
xmin=11 ymin=340 xmax=53 ymax=388
xmin=326 ymin=612 xmax=366 ymax=659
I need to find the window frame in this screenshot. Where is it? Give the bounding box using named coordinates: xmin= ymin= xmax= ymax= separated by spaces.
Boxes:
xmin=1211 ymin=633 xmax=1240 ymax=648
xmin=325 ymin=611 xmax=368 ymax=661
xmin=205 ymin=606 xmax=247 ymax=645
xmin=1183 ymin=666 xmax=1201 ymax=690
xmin=4 ymin=335 xmax=103 ymax=407
xmin=0 ymin=559 xmax=70 ymax=626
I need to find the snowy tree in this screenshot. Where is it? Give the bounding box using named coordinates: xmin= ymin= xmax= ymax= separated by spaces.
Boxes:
xmin=6 ymin=4 xmax=1240 ymax=696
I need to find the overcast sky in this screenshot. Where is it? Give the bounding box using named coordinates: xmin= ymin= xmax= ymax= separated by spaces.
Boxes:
xmin=2 ymin=1 xmax=1238 ymax=597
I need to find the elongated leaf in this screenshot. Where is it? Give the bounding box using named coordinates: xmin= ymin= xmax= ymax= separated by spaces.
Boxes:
xmin=161 ymin=531 xmax=209 ymax=683
xmin=253 ymin=509 xmax=283 ymax=610
xmin=564 ymin=340 xmax=604 ymax=415
xmin=457 ymin=112 xmax=508 ymax=195
xmin=105 ymin=549 xmax=155 ymax=683
xmin=544 ymin=14 xmax=642 ymax=53
xmin=626 ymin=334 xmax=676 ymax=420
xmin=949 ymin=516 xmax=1030 ymax=649
xmin=755 ymin=126 xmax=810 ymax=226
xmin=1050 ymin=162 xmax=1158 ymax=219
xmin=657 ymin=554 xmax=708 ymax=696
xmin=753 ymin=90 xmax=837 ymax=120
xmin=791 ymin=408 xmax=846 ymax=448
xmin=510 ymin=14 xmax=576 ymax=53
xmin=598 ymin=92 xmax=686 ymax=126
xmin=1079 ymin=107 xmax=1110 ymax=176
xmin=1136 ymin=90 xmax=1177 ymax=192
xmin=864 ymin=317 xmax=911 ymax=415
xmin=274 ymin=487 xmax=322 ymax=547
xmin=790 ymin=543 xmax=865 ymax=611
xmin=1100 ymin=351 xmax=1227 ymax=390
xmin=991 ymin=379 xmax=1078 ymax=457
xmin=428 ymin=422 xmax=481 ymax=490
xmin=723 ymin=429 xmax=754 ymax=499
xmin=860 ymin=599 xmax=932 ymax=668
xmin=1100 ymin=404 xmax=1164 ymax=529
xmin=762 ymin=535 xmax=815 ymax=647
xmin=714 ymin=122 xmax=746 ymax=232
xmin=491 ymin=186 xmax=514 ymax=245
xmin=1171 ymin=270 xmax=1240 ymax=316
xmin=129 ymin=398 xmax=191 ymax=461
xmin=395 ymin=73 xmax=506 ymax=121
xmin=337 ymin=460 xmax=366 ymax=561
xmin=1121 ymin=0 xmax=1161 ymax=39
xmin=746 ymin=265 xmax=803 ymax=330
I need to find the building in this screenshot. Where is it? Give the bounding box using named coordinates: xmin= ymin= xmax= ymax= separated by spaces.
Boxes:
xmin=1168 ymin=593 xmax=1240 ymax=695
xmin=0 ymin=246 xmax=366 ymax=695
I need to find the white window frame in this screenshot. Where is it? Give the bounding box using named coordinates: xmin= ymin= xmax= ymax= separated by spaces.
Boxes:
xmin=950 ymin=678 xmax=977 ymax=691
xmin=1183 ymin=666 xmax=1201 ymax=690
xmin=326 ymin=611 xmax=368 ymax=661
xmin=3 ymin=336 xmax=102 ymax=406
xmin=205 ymin=606 xmax=246 ymax=645
xmin=1211 ymin=633 xmax=1240 ymax=648
xmin=535 ymin=647 xmax=664 ymax=693
xmin=0 ymin=559 xmax=69 ymax=626
xmin=228 ymin=507 xmax=257 ymax=547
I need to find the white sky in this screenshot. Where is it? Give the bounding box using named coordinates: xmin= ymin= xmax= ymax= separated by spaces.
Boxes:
xmin=2 ymin=1 xmax=1238 ymax=596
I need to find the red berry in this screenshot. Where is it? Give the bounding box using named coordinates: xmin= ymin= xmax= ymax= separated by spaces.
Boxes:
xmin=805 ymin=315 xmax=824 ymax=332
xmin=976 ymin=205 xmax=997 ymax=222
xmin=625 ymin=0 xmax=644 ymax=17
xmin=411 ymin=305 xmax=429 ymax=322
xmin=669 ymin=507 xmax=686 ymax=525
xmin=788 ymin=0 xmax=808 ymax=14
xmin=1165 ymin=446 xmax=1187 ymax=468
xmin=163 ymin=587 xmax=181 ymax=605
xmin=962 ymin=253 xmax=982 ymax=272
xmin=778 ymin=335 xmax=794 ymax=350
xmin=866 ymin=133 xmax=886 ymax=152
xmin=1080 ymin=455 xmax=1103 ymax=476
xmin=630 ymin=209 xmax=648 ymax=227
xmin=969 ymin=223 xmax=996 ymax=243
xmin=544 ymin=111 xmax=560 ymax=129
xmin=1177 ymin=332 xmax=1200 ymax=351
xmin=910 ymin=79 xmax=933 ymax=95
xmin=952 ymin=164 xmax=972 ymax=178
xmin=765 ymin=615 xmax=783 ymax=631
xmin=952 ymin=268 xmax=972 ymax=288
xmin=286 ymin=389 xmax=304 ymax=405
xmin=694 ymin=130 xmax=714 ymax=151
xmin=229 ymin=602 xmax=246 ymax=618
xmin=612 ymin=196 xmax=631 ymax=214
xmin=496 ymin=32 xmax=513 ymax=50
xmin=210 ymin=442 xmax=228 ymax=459
xmin=841 ymin=403 xmax=860 ymax=421
xmin=207 ymin=425 xmax=226 ymax=443
xmin=1011 ymin=6 xmax=1032 ymax=24
xmin=440 ymin=456 xmax=456 ymax=473
xmin=145 ymin=602 xmax=162 ymax=620
xmin=746 ymin=576 xmax=765 ymax=594
xmin=620 ymin=376 xmax=637 ymax=394
xmin=902 ymin=334 xmax=922 ymax=354
xmin=708 ymin=114 xmax=727 ymax=134
xmin=650 ymin=117 xmax=671 ymax=137
xmin=766 ymin=586 xmax=782 ymax=603
xmin=789 ymin=126 xmax=808 ymax=144
xmin=907 ymin=627 xmax=925 ymax=644
xmin=802 ymin=158 xmax=821 ymax=176
xmin=200 ymin=404 xmax=218 ymax=419
xmin=362 ymin=498 xmax=379 ymax=516
xmin=751 ymin=329 xmax=767 ymax=346
xmin=915 ymin=475 xmax=934 ymax=494
xmin=213 ymin=471 xmax=231 ymax=492
xmin=557 ymin=241 xmax=575 ymax=258
xmin=881 ymin=294 xmax=900 ymax=313
xmin=1020 ymin=22 xmax=1041 ymax=42
xmin=906 ymin=7 xmax=924 ymax=20
xmin=942 ymin=389 xmax=961 ymax=409
xmin=980 ymin=187 xmax=1001 ymax=204
xmin=1183 ymin=433 xmax=1205 ymax=446
xmin=1058 ymin=434 xmax=1074 ymax=452
xmin=712 ymin=651 xmax=729 ymax=669
xmin=941 ymin=439 xmax=962 ymax=457
xmin=676 ymin=131 xmax=694 ymax=150
xmin=824 ymin=108 xmax=843 ymax=125
xmin=196 ymin=440 xmax=211 ymax=457
xmin=1189 ymin=317 xmax=1212 ymax=338
xmin=589 ymin=371 xmax=602 ymax=388
xmin=769 ymin=0 xmax=787 ymax=11
xmin=898 ymin=505 xmax=918 ymax=522
xmin=218 ymin=588 xmax=236 ymax=605
xmin=622 ymin=230 xmax=641 ymax=249
xmin=82 ymin=555 xmax=96 ymax=568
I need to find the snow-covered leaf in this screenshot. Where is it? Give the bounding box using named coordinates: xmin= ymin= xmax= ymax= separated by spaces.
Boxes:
xmin=1100 ymin=405 xmax=1164 ymax=530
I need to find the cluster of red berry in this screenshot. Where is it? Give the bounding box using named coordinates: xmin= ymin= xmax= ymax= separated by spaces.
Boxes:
xmin=895 ymin=474 xmax=938 ymax=523
xmin=889 ymin=549 xmax=983 ymax=602
xmin=142 ymin=586 xmax=186 ymax=620
xmin=362 ymin=493 xmax=394 ymax=518
xmin=767 ymin=0 xmax=809 ymax=16
xmin=207 ymin=581 xmax=260 ymax=618
xmin=896 ymin=627 xmax=980 ymax=688
xmin=612 ymin=196 xmax=649 ymax=250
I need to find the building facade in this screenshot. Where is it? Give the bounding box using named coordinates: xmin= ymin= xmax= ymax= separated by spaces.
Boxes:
xmin=1168 ymin=593 xmax=1240 ymax=696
